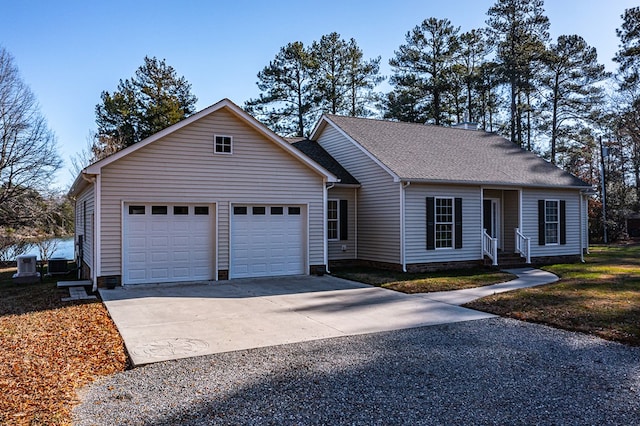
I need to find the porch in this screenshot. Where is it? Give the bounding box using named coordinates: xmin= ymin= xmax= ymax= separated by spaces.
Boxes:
xmin=481 ymin=188 xmax=532 ymax=266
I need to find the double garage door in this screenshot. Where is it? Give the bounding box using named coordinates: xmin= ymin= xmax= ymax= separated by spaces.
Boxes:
xmin=123 ymin=203 xmax=305 ymax=284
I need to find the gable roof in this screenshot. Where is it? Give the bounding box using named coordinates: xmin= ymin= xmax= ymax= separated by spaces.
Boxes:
xmin=70 ymin=99 xmax=337 ymax=196
xmin=291 ymin=139 xmax=359 ymax=185
xmin=313 ymin=115 xmax=591 ymax=189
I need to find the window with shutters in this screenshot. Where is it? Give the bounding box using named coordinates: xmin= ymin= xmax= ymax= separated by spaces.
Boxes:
xmin=427 ymin=197 xmax=462 ymax=250
xmin=435 ymin=198 xmax=454 ymax=248
xmin=545 ymin=200 xmax=559 ymax=245
xmin=327 ymin=199 xmax=348 ymax=241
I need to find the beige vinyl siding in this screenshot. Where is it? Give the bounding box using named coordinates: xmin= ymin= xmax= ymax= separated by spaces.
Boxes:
xmin=74 ymin=184 xmax=94 ymax=270
xmin=99 ymin=108 xmax=325 ymax=277
xmin=521 ymin=188 xmax=582 ymax=257
xmin=327 ymin=186 xmax=357 ymax=260
xmin=317 ymin=125 xmax=401 ymax=264
xmin=405 ymin=184 xmax=482 ymax=264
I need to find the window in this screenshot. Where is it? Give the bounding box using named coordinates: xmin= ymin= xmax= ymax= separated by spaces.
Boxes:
xmin=173 ymin=206 xmax=188 ymax=215
xmin=214 ymin=135 xmax=232 ymax=154
xmin=328 ymin=200 xmax=338 ymax=240
xmin=234 ymin=206 xmax=247 ymax=215
xmin=194 ymin=206 xmax=209 ymax=215
xmin=538 ymin=199 xmax=566 ymax=246
xmin=545 ymin=200 xmax=559 ymax=244
xmin=129 ymin=205 xmax=145 ymax=215
xmin=288 ymin=207 xmax=301 ymax=215
xmin=426 ymin=197 xmax=462 ymax=250
xmin=271 ymin=206 xmax=283 ymax=215
xmin=253 ymin=206 xmax=266 ymax=215
xmin=435 ymin=198 xmax=454 ymax=249
xmin=152 ymin=205 xmax=168 ymax=215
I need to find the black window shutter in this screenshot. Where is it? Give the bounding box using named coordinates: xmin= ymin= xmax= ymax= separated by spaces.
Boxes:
xmin=455 ymin=197 xmax=463 ymax=249
xmin=560 ymin=200 xmax=566 ymax=245
xmin=538 ymin=200 xmax=546 ymax=245
xmin=426 ymin=197 xmax=435 ymax=250
xmin=339 ymin=200 xmax=348 ymax=241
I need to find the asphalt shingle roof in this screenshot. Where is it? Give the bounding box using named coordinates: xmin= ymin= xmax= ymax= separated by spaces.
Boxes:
xmin=291 ymin=139 xmax=360 ymax=185
xmin=324 ymin=115 xmax=591 ymax=188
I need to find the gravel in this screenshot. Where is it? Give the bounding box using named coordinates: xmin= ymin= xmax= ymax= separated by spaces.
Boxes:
xmin=74 ymin=318 xmax=640 ymax=425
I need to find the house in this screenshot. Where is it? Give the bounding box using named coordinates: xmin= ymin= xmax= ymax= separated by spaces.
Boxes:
xmin=310 ymin=115 xmax=592 ymax=272
xmin=70 ymin=99 xmax=592 ymax=288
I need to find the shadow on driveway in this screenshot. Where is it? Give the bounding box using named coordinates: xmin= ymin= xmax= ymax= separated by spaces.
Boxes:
xmin=99 ymin=275 xmax=494 ymax=366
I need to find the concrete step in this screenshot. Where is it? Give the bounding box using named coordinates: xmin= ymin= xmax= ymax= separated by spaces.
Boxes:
xmin=61 ymin=286 xmax=97 ymax=302
xmin=57 ymin=280 xmax=92 ymax=288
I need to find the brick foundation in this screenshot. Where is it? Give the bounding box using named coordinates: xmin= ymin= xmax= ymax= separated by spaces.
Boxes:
xmin=309 ymin=264 xmax=327 ymax=276
xmin=97 ymin=275 xmax=121 ymax=288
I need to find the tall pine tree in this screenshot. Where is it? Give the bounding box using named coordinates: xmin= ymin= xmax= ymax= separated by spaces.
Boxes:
xmin=487 ymin=0 xmax=550 ymax=147
xmin=95 ymin=56 xmax=197 ymax=156
xmin=245 ymin=42 xmax=314 ymax=137
xmin=388 ymin=17 xmax=460 ymax=125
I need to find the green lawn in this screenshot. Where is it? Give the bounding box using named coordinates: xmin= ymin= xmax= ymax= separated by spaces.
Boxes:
xmin=332 ymin=267 xmax=515 ymax=293
xmin=465 ymin=244 xmax=640 ymax=346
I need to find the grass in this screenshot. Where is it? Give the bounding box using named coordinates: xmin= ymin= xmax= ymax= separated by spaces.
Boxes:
xmin=0 ymin=266 xmax=127 ymax=425
xmin=332 ymin=267 xmax=515 ymax=293
xmin=465 ymin=244 xmax=640 ymax=346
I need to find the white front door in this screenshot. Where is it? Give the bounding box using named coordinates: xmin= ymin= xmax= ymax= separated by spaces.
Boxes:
xmin=123 ymin=203 xmax=214 ymax=284
xmin=230 ymin=205 xmax=305 ymax=278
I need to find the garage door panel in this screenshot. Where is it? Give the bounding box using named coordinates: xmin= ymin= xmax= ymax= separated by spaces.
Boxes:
xmin=231 ymin=205 xmax=304 ymax=279
xmin=124 ymin=203 xmax=214 ymax=284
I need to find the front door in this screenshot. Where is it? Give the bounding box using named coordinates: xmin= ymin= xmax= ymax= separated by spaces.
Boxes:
xmin=483 ymin=199 xmax=501 ymax=249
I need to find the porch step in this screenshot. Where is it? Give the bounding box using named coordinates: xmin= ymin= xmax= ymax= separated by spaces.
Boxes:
xmin=484 ymin=254 xmax=529 ymax=268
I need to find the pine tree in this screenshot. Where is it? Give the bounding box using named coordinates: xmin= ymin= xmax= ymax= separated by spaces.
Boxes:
xmin=388 ymin=17 xmax=460 ymax=125
xmin=539 ymin=35 xmax=608 ymax=164
xmin=245 ymin=42 xmax=314 ymax=137
xmin=486 ymin=0 xmax=550 ymax=147
xmin=94 ymin=56 xmax=197 ymax=156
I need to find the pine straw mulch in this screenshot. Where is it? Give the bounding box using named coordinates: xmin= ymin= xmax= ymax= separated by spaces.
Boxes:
xmin=0 ymin=268 xmax=128 ymax=425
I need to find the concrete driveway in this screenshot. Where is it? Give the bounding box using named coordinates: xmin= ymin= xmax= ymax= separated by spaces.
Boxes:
xmin=99 ymin=275 xmax=496 ymax=366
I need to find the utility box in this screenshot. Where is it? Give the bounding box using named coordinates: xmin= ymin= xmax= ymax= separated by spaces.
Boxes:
xmin=48 ymin=258 xmax=68 ymax=275
xmin=13 ymin=255 xmax=40 ymax=283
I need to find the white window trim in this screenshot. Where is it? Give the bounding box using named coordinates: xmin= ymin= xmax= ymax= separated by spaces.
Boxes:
xmin=214 ymin=134 xmax=233 ymax=155
xmin=544 ymin=199 xmax=560 ymax=246
xmin=327 ymin=199 xmax=339 ymax=241
xmin=435 ymin=196 xmax=454 ymax=250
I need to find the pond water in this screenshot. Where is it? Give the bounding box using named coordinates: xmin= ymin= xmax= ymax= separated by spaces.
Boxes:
xmin=12 ymin=237 xmax=75 ymax=261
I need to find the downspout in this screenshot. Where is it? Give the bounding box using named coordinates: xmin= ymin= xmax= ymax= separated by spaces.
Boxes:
xmin=579 ymin=192 xmax=584 ymax=263
xmin=324 ymin=182 xmax=335 ymax=273
xmin=93 ymin=174 xmax=101 ymax=292
xmin=400 ymin=181 xmax=410 ymax=272
xmin=354 ymin=187 xmax=358 ymax=260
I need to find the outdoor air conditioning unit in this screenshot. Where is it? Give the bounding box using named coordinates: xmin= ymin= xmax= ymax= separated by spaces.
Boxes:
xmin=48 ymin=258 xmax=68 ymax=275
xmin=13 ymin=255 xmax=40 ymax=283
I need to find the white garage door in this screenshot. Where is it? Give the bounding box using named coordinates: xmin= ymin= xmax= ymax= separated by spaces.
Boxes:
xmin=231 ymin=205 xmax=305 ymax=278
xmin=123 ymin=204 xmax=213 ymax=284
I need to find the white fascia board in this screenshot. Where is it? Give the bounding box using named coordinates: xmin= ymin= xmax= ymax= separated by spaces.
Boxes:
xmin=314 ymin=116 xmax=401 ymax=183
xmin=84 ymin=98 xmax=337 ymax=182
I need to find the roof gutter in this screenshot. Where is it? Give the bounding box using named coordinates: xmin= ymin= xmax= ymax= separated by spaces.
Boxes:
xmin=398 ymin=177 xmax=593 ymax=191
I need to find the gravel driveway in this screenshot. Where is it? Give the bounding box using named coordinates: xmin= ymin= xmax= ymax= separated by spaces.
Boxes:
xmin=74 ymin=318 xmax=639 ymax=425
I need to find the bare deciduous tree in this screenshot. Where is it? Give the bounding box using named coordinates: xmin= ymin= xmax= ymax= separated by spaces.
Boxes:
xmin=0 ymin=46 xmax=61 ymax=217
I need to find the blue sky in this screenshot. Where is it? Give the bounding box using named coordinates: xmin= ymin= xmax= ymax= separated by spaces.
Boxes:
xmin=1 ymin=0 xmax=636 ymax=189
